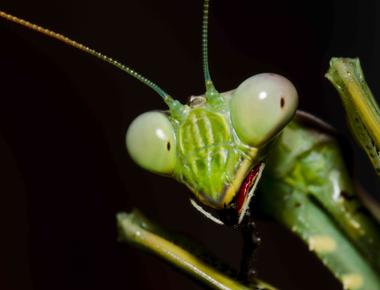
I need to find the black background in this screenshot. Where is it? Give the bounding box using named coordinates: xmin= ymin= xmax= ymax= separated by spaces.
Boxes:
xmin=1 ymin=0 xmax=380 ymax=289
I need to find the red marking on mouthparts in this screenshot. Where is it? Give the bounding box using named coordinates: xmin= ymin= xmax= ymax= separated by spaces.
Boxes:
xmin=236 ymin=164 xmax=261 ymax=214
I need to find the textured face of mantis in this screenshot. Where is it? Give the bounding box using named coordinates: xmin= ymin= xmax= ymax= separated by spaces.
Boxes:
xmin=0 ymin=3 xmax=298 ymax=226
xmin=127 ymin=73 xmax=298 ymax=224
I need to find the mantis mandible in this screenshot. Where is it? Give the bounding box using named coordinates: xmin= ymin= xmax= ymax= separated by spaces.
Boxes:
xmin=1 ymin=1 xmax=380 ymax=290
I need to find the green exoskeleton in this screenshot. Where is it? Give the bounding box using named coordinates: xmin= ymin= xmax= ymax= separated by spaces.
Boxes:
xmin=2 ymin=1 xmax=380 ymax=289
xmin=126 ymin=72 xmax=297 ymax=225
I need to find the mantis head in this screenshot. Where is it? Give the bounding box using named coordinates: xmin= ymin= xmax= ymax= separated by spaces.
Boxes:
xmin=125 ymin=0 xmax=298 ymax=225
xmin=0 ymin=1 xmax=297 ymax=225
xmin=124 ymin=0 xmax=298 ymax=225
xmin=126 ymin=73 xmax=298 ymax=225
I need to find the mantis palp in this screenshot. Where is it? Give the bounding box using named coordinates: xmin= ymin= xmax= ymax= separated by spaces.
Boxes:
xmin=2 ymin=0 xmax=380 ymax=290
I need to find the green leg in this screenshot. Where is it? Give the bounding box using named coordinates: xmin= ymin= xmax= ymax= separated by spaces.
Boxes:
xmin=326 ymin=57 xmax=380 ymax=221
xmin=259 ymin=181 xmax=380 ymax=290
xmin=261 ymin=116 xmax=380 ymax=289
xmin=326 ymin=58 xmax=380 ymax=174
xmin=264 ymin=117 xmax=380 ymax=275
xmin=117 ymin=209 xmax=277 ymax=290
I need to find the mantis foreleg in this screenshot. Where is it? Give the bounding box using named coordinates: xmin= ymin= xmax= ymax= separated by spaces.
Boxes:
xmin=117 ymin=210 xmax=276 ymax=290
xmin=260 ymin=116 xmax=380 ymax=289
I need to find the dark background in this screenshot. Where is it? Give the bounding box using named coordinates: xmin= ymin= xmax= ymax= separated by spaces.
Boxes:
xmin=0 ymin=0 xmax=380 ymax=289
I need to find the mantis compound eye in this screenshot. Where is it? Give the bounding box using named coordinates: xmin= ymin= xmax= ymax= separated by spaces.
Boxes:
xmin=230 ymin=73 xmax=298 ymax=147
xmin=126 ymin=111 xmax=176 ymax=175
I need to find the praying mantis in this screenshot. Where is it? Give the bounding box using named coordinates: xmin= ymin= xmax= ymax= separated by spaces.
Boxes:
xmin=2 ymin=0 xmax=380 ymax=290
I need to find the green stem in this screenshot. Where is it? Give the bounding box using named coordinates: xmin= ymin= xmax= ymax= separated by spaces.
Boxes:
xmin=117 ymin=209 xmax=277 ymax=290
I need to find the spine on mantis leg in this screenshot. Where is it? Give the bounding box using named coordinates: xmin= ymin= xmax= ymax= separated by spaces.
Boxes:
xmin=259 ymin=117 xmax=380 ymax=290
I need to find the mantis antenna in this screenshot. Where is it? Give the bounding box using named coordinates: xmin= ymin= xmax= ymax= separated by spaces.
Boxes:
xmin=202 ymin=0 xmax=219 ymax=99
xmin=0 ymin=10 xmax=179 ymax=109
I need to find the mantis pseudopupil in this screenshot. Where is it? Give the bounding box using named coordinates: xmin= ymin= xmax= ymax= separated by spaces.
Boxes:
xmin=1 ymin=1 xmax=379 ymax=290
